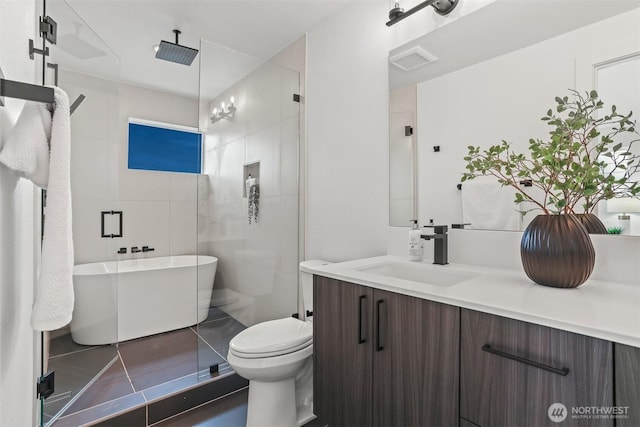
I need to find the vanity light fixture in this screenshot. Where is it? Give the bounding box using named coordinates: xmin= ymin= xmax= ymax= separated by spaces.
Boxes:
xmin=386 ymin=0 xmax=459 ymax=27
xmin=210 ymin=96 xmax=237 ymax=124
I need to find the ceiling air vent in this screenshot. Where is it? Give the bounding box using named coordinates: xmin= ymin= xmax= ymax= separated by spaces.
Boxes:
xmin=389 ymin=46 xmax=438 ymax=71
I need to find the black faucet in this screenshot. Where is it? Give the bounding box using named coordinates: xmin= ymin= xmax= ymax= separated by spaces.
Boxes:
xmin=420 ymin=224 xmax=449 ymax=265
xmin=131 ymin=246 xmax=142 ymax=253
xmin=142 ymin=246 xmax=155 ymax=253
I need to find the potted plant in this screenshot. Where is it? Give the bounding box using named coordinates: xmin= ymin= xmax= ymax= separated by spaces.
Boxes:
xmin=462 ymin=90 xmax=639 ymax=288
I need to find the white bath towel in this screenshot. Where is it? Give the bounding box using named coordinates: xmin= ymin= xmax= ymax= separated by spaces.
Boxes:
xmin=462 ymin=176 xmax=522 ymax=231
xmin=0 ymin=87 xmax=74 ymax=331
xmin=0 ymin=100 xmax=51 ymax=187
xmin=33 ymin=87 xmax=74 ymax=331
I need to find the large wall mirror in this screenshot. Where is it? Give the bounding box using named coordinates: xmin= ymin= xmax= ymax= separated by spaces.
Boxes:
xmin=388 ymin=0 xmax=640 ymax=236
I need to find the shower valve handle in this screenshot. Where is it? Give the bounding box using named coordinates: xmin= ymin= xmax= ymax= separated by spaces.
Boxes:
xmin=142 ymin=246 xmax=155 ymax=253
xmin=131 ymin=246 xmax=142 ymax=253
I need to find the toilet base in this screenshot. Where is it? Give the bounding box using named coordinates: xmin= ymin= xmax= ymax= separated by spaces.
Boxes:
xmin=247 ymin=378 xmax=296 ymax=427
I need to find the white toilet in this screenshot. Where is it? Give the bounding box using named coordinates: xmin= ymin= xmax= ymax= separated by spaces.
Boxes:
xmin=227 ymin=260 xmax=328 ymax=427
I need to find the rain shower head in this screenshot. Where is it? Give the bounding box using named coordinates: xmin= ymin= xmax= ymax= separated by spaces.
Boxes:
xmin=155 ymin=29 xmax=199 ymax=66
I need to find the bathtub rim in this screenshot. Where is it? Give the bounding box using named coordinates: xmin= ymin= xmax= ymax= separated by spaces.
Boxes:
xmin=73 ymin=255 xmax=218 ymax=276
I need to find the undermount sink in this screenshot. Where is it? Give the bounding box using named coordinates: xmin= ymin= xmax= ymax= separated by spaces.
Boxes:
xmin=356 ymin=261 xmax=479 ymax=287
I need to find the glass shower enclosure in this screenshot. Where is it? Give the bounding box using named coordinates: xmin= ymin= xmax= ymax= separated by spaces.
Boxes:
xmin=36 ymin=2 xmax=302 ymax=424
xmin=38 ymin=0 xmax=121 ymax=425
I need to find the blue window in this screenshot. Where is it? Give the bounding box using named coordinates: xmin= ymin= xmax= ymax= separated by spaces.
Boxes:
xmin=128 ymin=120 xmax=202 ymax=174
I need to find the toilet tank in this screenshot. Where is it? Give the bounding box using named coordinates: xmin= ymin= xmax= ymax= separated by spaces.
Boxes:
xmin=299 ymin=260 xmax=330 ymax=321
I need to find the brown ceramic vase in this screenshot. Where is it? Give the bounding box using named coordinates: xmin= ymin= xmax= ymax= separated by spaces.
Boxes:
xmin=575 ymin=213 xmax=608 ymax=234
xmin=520 ymin=214 xmax=595 ymax=288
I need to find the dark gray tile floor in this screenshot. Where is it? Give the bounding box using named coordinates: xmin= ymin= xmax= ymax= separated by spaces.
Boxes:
xmin=119 ymin=327 xmax=226 ymax=391
xmin=44 ymin=344 xmax=118 ymax=423
xmin=154 ymin=388 xmax=327 ymax=427
xmin=46 ymin=307 xmax=246 ymax=425
xmin=195 ymin=316 xmax=247 ymax=360
xmin=154 ymin=388 xmax=249 ymax=427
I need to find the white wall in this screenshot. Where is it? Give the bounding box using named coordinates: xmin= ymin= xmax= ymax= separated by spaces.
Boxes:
xmin=0 ymin=1 xmax=39 ymax=425
xmin=199 ymin=39 xmax=304 ymax=326
xmin=60 ymin=70 xmax=200 ymax=265
xmin=416 ymin=8 xmax=640 ymax=227
xmin=305 ymin=0 xmax=389 ymax=262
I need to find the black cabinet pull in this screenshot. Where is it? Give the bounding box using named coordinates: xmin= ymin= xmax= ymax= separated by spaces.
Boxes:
xmin=482 ymin=344 xmax=569 ymax=376
xmin=358 ymin=295 xmax=367 ymax=344
xmin=376 ymin=299 xmax=385 ymax=352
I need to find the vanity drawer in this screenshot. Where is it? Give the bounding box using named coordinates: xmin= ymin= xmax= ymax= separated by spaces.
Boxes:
xmin=460 ymin=309 xmax=613 ymax=427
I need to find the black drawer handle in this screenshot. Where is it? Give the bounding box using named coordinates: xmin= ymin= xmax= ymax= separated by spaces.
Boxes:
xmin=376 ymin=299 xmax=385 ymax=352
xmin=482 ymin=344 xmax=569 ymax=376
xmin=358 ymin=295 xmax=367 ymax=344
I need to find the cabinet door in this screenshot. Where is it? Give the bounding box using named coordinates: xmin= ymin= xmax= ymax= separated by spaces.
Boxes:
xmin=461 ymin=309 xmax=613 ymax=427
xmin=615 ymin=343 xmax=640 ymax=426
xmin=373 ymin=289 xmax=460 ymax=427
xmin=313 ymin=276 xmax=373 ymax=427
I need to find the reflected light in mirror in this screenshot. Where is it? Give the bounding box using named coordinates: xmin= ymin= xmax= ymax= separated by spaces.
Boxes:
xmin=607 ymin=198 xmax=640 ymax=217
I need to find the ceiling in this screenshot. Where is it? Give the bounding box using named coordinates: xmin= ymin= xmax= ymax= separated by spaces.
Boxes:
xmin=390 ymin=0 xmax=640 ymax=89
xmin=53 ymin=0 xmax=354 ymax=99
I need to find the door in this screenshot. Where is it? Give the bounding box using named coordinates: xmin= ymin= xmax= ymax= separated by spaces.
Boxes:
xmin=39 ymin=2 xmax=121 ymax=425
xmin=373 ymin=289 xmax=459 ymax=427
xmin=313 ymin=276 xmax=373 ymax=427
xmin=461 ymin=309 xmax=613 ymax=427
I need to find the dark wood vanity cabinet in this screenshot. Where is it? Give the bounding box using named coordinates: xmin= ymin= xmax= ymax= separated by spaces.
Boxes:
xmin=615 ymin=343 xmax=640 ymax=427
xmin=460 ymin=309 xmax=613 ymax=427
xmin=313 ymin=276 xmax=374 ymax=427
xmin=313 ymin=276 xmax=459 ymax=427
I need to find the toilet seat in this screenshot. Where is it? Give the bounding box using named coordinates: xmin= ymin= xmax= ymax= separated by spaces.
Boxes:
xmin=229 ymin=317 xmax=313 ymax=359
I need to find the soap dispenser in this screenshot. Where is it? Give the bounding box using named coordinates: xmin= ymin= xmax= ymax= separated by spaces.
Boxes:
xmin=408 ymin=220 xmax=423 ymax=261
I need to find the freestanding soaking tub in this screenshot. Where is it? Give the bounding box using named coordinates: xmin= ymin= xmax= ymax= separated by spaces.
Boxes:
xmin=70 ymin=255 xmax=218 ymax=345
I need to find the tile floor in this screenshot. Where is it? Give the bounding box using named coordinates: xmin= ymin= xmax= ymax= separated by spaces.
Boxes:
xmin=44 ymin=308 xmax=246 ymax=426
xmin=154 ymin=388 xmax=327 ymax=427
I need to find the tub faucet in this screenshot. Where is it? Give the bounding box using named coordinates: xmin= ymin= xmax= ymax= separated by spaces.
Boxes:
xmin=421 ymin=224 xmax=449 ymax=265
xmin=131 ymin=246 xmax=142 ymax=253
xmin=142 ymin=246 xmax=155 ymax=253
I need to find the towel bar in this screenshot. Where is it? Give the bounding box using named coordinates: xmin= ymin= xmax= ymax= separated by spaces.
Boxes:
xmin=0 ymin=72 xmax=85 ymax=115
xmin=0 ymin=76 xmax=55 ymax=107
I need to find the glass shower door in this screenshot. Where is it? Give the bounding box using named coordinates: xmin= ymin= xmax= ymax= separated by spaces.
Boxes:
xmin=39 ymin=0 xmax=121 ymax=425
xmin=197 ymin=38 xmax=302 ymax=378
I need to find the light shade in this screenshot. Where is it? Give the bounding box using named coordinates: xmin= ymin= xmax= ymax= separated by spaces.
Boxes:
xmin=607 ymin=197 xmax=640 ymax=213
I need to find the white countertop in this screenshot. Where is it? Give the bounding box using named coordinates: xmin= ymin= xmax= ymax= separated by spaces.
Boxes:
xmin=302 ymin=255 xmax=640 ymax=348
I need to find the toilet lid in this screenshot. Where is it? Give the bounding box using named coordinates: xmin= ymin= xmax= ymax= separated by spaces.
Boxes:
xmin=230 ymin=317 xmax=312 ymax=358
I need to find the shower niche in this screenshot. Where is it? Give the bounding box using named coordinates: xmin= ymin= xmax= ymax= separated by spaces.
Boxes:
xmin=243 ymin=161 xmax=260 ymax=197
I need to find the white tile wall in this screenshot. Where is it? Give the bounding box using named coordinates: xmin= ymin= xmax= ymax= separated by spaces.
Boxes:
xmin=170 ymin=201 xmax=198 ymax=255
xmin=279 ymin=196 xmax=300 ymax=276
xmin=280 ymin=116 xmax=299 ymax=197
xmin=247 ymin=62 xmax=283 ymax=134
xmin=61 ymin=71 xmax=200 ymax=264
xmin=245 ymin=197 xmax=280 ymax=253
xmin=118 ymin=200 xmax=172 ymax=258
xmin=246 ymin=124 xmax=281 ymax=198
